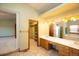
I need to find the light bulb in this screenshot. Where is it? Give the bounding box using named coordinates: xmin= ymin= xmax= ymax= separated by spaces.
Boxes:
xmin=62 ymin=18 xmax=67 ymax=22
xmin=71 ymin=17 xmax=76 ymax=21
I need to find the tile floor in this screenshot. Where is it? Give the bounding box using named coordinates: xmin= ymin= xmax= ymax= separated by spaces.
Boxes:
xmin=7 ymin=39 xmax=59 ymax=56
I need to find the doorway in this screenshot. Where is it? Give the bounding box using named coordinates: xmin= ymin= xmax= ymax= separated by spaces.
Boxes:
xmin=0 ymin=11 xmax=17 ymax=55
xmin=29 ymin=20 xmax=38 ymax=49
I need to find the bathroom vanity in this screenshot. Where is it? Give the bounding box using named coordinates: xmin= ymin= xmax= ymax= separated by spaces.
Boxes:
xmin=40 ymin=36 xmax=79 ymax=56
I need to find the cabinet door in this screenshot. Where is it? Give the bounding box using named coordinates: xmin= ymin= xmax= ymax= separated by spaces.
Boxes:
xmin=57 ymin=44 xmax=70 ymax=56
xmin=40 ymin=38 xmax=49 ymax=49
xmin=70 ymin=48 xmax=79 ymax=56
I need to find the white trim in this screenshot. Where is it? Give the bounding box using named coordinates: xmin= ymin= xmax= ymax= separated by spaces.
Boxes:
xmin=16 ymin=12 xmax=20 ymax=49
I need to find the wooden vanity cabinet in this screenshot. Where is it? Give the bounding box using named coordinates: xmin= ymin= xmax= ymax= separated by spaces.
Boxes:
xmin=70 ymin=48 xmax=79 ymax=56
xmin=57 ymin=44 xmax=70 ymax=56
xmin=40 ymin=37 xmax=79 ymax=56
xmin=57 ymin=44 xmax=79 ymax=56
xmin=40 ymin=38 xmax=51 ymax=50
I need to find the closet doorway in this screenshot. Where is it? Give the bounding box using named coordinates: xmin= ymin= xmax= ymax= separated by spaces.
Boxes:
xmin=29 ymin=20 xmax=38 ymax=49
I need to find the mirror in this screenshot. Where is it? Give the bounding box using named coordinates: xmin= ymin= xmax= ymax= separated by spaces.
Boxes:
xmin=63 ymin=16 xmax=79 ymax=41
xmin=64 ymin=19 xmax=79 ymax=35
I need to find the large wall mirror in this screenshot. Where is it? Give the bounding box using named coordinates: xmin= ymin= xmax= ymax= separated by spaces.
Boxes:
xmin=63 ymin=16 xmax=79 ymax=41
xmin=64 ymin=18 xmax=79 ymax=35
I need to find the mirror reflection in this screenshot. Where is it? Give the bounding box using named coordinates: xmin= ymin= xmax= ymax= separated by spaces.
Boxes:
xmin=63 ymin=16 xmax=79 ymax=41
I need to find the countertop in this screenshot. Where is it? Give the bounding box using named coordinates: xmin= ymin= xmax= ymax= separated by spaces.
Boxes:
xmin=40 ymin=36 xmax=79 ymax=50
xmin=64 ymin=34 xmax=79 ymax=39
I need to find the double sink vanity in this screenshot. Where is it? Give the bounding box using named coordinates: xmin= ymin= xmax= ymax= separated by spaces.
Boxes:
xmin=40 ymin=36 xmax=79 ymax=56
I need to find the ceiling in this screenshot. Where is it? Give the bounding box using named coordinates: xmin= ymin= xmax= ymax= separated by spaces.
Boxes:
xmin=40 ymin=3 xmax=79 ymax=19
xmin=28 ymin=3 xmax=62 ymax=14
xmin=0 ymin=3 xmax=62 ymax=20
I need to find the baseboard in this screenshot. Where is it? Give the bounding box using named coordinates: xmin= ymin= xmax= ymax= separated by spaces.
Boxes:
xmin=0 ymin=48 xmax=29 ymax=56
xmin=0 ymin=49 xmax=19 ymax=56
xmin=19 ymin=48 xmax=29 ymax=52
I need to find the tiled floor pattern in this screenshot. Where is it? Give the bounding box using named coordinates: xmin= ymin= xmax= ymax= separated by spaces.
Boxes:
xmin=7 ymin=39 xmax=59 ymax=56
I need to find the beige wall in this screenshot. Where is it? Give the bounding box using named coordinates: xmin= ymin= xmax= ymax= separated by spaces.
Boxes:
xmin=38 ymin=19 xmax=49 ymax=45
xmin=39 ymin=20 xmax=49 ymax=36
xmin=0 ymin=4 xmax=39 ymax=50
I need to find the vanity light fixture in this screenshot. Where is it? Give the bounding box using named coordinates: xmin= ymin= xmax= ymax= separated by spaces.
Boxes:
xmin=48 ymin=20 xmax=54 ymax=24
xmin=71 ymin=17 xmax=76 ymax=21
xmin=52 ymin=22 xmax=54 ymax=24
xmin=48 ymin=21 xmax=51 ymax=24
xmin=62 ymin=18 xmax=68 ymax=22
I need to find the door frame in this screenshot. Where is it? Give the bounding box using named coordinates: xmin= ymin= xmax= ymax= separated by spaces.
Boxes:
xmin=0 ymin=9 xmax=19 ymax=50
xmin=28 ymin=19 xmax=39 ymax=49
